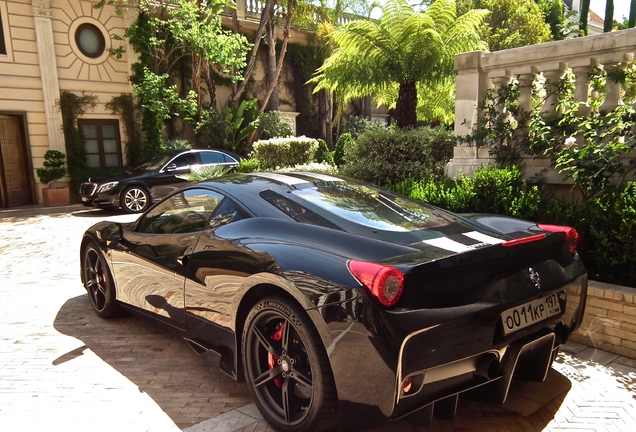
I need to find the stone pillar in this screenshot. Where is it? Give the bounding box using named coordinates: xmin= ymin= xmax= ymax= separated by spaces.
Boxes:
xmin=599 ymin=61 xmax=625 ymax=113
xmin=236 ymin=0 xmax=247 ymax=20
xmin=32 ymin=0 xmax=65 ymax=152
xmin=540 ymin=63 xmax=568 ymax=119
xmin=516 ymin=68 xmax=538 ymax=117
xmin=489 ymin=70 xmax=513 ymax=118
xmin=453 ymin=51 xmax=487 ymax=138
xmin=570 ymin=59 xmax=597 ymax=117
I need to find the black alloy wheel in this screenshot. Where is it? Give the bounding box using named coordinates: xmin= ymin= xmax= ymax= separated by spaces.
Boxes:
xmin=242 ymin=297 xmax=338 ymax=432
xmin=121 ymin=186 xmax=150 ymax=213
xmin=81 ymin=243 xmax=122 ymax=318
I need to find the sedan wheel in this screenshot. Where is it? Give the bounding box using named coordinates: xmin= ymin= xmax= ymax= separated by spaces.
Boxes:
xmin=242 ymin=297 xmax=338 ymax=432
xmin=121 ymin=186 xmax=150 ymax=213
xmin=81 ymin=243 xmax=121 ymax=318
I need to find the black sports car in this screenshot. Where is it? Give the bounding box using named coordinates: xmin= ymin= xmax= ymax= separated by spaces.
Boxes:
xmin=80 ymin=172 xmax=587 ymax=431
xmin=78 ymin=148 xmax=241 ymax=213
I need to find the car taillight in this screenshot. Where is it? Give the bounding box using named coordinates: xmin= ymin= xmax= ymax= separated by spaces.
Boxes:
xmin=501 ymin=233 xmax=546 ymax=248
xmin=348 ymin=261 xmax=404 ymax=307
xmin=537 ymin=224 xmax=579 ymax=254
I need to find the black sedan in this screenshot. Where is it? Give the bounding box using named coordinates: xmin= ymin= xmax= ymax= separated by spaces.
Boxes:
xmin=80 ymin=172 xmax=587 ymax=432
xmin=78 ymin=148 xmax=241 ymax=213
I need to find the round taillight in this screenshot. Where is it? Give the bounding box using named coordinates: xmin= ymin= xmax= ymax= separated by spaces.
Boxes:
xmin=348 ymin=260 xmax=404 ymax=307
xmin=537 ymin=224 xmax=579 ymax=254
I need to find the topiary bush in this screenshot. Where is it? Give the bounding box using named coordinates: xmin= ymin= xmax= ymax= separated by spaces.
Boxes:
xmin=341 ymin=127 xmax=455 ymax=185
xmin=36 ymin=150 xmax=67 ymax=187
xmin=333 ymin=133 xmax=355 ymax=167
xmin=250 ymin=136 xmax=318 ymax=170
xmin=313 ymin=139 xmax=334 ymax=165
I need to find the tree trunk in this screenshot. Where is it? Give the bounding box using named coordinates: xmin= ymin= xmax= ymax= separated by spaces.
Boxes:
xmin=604 ymin=0 xmax=614 ymax=32
xmin=580 ymin=0 xmax=590 ymax=35
xmin=265 ymin=19 xmax=279 ymax=111
xmin=395 ymin=81 xmax=418 ymax=128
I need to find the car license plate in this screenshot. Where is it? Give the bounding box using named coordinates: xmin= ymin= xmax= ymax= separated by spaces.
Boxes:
xmin=500 ymin=293 xmax=561 ymax=336
xmin=81 ymin=197 xmax=89 ymax=202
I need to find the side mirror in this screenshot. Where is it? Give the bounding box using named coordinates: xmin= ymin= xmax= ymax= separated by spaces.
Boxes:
xmin=97 ymin=222 xmax=123 ymax=242
xmin=165 ymin=163 xmax=178 ymax=171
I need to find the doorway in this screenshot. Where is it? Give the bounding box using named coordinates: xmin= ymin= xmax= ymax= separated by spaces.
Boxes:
xmin=0 ymin=115 xmax=32 ymax=208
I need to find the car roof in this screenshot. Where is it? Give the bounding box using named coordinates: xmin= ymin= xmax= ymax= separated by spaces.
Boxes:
xmin=194 ymin=172 xmax=347 ymax=216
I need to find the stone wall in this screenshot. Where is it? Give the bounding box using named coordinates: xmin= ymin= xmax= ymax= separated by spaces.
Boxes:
xmin=567 ymin=280 xmax=636 ymax=359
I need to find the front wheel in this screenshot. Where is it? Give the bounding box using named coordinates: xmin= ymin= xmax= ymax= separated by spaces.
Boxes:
xmin=121 ymin=186 xmax=150 ymax=213
xmin=242 ymin=297 xmax=339 ymax=432
xmin=81 ymin=243 xmax=122 ymax=318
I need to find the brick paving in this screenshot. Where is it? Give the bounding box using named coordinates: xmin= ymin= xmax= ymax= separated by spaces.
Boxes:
xmin=0 ymin=206 xmax=635 ymax=431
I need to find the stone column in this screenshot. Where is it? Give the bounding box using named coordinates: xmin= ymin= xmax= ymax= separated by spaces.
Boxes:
xmin=516 ymin=68 xmax=538 ymax=117
xmin=453 ymin=51 xmax=486 ymax=139
xmin=539 ymin=62 xmax=568 ymax=119
xmin=570 ymin=59 xmax=597 ymax=117
xmin=32 ymin=0 xmax=65 ymax=152
xmin=599 ymin=61 xmax=625 ymax=113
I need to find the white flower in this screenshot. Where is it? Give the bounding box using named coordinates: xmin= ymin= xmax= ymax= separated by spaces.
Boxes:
xmin=564 ymin=137 xmax=576 ymax=148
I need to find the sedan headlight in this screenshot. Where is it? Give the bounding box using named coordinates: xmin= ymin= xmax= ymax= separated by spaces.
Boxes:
xmin=97 ymin=181 xmax=119 ymax=193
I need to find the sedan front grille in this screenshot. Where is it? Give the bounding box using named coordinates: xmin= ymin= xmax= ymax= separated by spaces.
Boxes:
xmin=80 ymin=182 xmax=98 ymax=197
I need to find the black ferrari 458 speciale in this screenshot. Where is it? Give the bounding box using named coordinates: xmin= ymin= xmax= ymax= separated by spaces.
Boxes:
xmin=80 ymin=172 xmax=587 ymax=431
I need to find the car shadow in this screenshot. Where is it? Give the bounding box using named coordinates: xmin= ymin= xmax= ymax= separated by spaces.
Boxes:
xmin=71 ymin=208 xmax=127 ymax=218
xmin=53 ymin=294 xmax=253 ymax=429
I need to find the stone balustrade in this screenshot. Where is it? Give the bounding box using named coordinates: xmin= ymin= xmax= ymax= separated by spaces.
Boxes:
xmin=448 ymin=28 xmax=636 ymax=182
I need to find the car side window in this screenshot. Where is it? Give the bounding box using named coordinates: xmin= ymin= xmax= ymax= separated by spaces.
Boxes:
xmin=208 ymin=198 xmax=249 ymax=229
xmin=136 ymin=188 xmax=224 ymax=234
xmin=171 ymin=152 xmax=198 ymax=168
xmin=200 ymin=151 xmax=227 ymax=165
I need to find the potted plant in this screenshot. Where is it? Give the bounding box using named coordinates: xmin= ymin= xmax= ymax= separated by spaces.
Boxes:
xmin=36 ymin=150 xmax=70 ymax=206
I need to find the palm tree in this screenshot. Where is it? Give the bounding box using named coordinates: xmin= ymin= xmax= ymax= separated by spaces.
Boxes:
xmin=310 ymin=0 xmax=488 ymax=128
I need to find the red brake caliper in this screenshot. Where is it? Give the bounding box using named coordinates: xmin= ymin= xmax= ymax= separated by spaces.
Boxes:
xmin=267 ymin=322 xmax=285 ymax=388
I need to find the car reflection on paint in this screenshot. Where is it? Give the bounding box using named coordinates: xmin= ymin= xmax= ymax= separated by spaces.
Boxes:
xmin=80 ymin=172 xmax=587 ymax=431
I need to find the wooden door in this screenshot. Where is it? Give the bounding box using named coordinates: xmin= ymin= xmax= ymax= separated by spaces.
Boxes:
xmin=0 ymin=115 xmax=31 ymax=208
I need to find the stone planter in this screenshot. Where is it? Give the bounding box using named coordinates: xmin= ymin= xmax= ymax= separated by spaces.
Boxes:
xmin=42 ymin=188 xmax=70 ymax=207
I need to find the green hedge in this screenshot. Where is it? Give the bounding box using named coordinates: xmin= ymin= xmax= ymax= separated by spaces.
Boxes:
xmin=250 ymin=136 xmax=318 ymax=170
xmin=341 ymin=127 xmax=455 ymax=185
xmin=389 ymin=165 xmax=636 ymax=288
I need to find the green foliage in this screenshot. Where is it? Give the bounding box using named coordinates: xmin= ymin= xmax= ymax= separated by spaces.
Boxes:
xmin=341 ymin=116 xmax=387 ymax=140
xmin=334 ymin=133 xmax=355 ymax=167
xmin=197 ymin=111 xmax=233 ymax=151
xmin=178 ymin=164 xmax=231 ymax=182
xmin=105 ymin=93 xmax=144 ymax=166
xmin=162 ymin=139 xmax=192 ymax=151
xmin=250 ymin=137 xmax=319 ymax=170
xmin=223 ymin=99 xmax=261 ymax=154
xmin=474 ymin=0 xmax=552 ymax=51
xmin=58 ymin=91 xmax=97 ymax=191
xmin=341 ymin=127 xmax=456 ymax=185
xmin=276 ymin=163 xmax=339 ymax=175
xmin=258 ymin=111 xmax=294 ymax=140
xmin=535 ymin=0 xmax=578 ymax=40
xmin=311 ymin=0 xmax=488 ymax=127
xmin=314 ymin=139 xmax=335 ymax=165
xmin=36 ymin=150 xmax=67 ymax=187
xmin=237 ymin=158 xmax=260 ymax=173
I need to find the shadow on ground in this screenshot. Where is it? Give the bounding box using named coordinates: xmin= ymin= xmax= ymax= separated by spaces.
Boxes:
xmin=54 ymin=294 xmax=573 ymax=432
xmin=53 ymin=294 xmax=253 ymax=429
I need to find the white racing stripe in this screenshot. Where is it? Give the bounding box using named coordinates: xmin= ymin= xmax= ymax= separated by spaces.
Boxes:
xmin=255 ymin=172 xmax=310 ymax=186
xmin=298 ymin=172 xmax=345 ymax=183
xmin=464 ymin=231 xmax=505 ymax=245
xmin=423 ymin=231 xmax=504 ymax=253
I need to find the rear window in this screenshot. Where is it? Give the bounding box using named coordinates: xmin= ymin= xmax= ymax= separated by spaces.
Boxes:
xmin=291 ymin=184 xmax=454 ymax=232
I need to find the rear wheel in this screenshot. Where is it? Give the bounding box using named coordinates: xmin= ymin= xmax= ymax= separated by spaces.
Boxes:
xmin=121 ymin=186 xmax=150 ymax=213
xmin=242 ymin=297 xmax=338 ymax=432
xmin=81 ymin=243 xmax=122 ymax=318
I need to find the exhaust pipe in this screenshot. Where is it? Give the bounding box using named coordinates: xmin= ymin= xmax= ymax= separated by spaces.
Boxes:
xmin=474 ymin=354 xmax=499 ymax=380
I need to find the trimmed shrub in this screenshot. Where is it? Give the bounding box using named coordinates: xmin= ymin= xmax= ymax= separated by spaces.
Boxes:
xmin=341 ymin=115 xmax=387 ymax=140
xmin=250 ymin=136 xmax=318 ymax=170
xmin=341 ymin=127 xmax=455 ymax=185
xmin=314 ymin=139 xmax=335 ymax=165
xmin=334 ymin=133 xmax=355 ymax=167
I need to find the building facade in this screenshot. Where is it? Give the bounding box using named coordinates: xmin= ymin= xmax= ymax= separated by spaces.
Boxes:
xmin=0 ymin=0 xmax=133 ymax=207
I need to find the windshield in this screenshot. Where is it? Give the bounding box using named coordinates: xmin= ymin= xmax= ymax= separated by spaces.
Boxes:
xmin=133 ymin=154 xmax=173 ymax=171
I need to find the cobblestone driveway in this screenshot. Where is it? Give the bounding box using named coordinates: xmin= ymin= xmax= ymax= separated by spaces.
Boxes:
xmin=1 ymin=206 xmax=635 ymax=431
